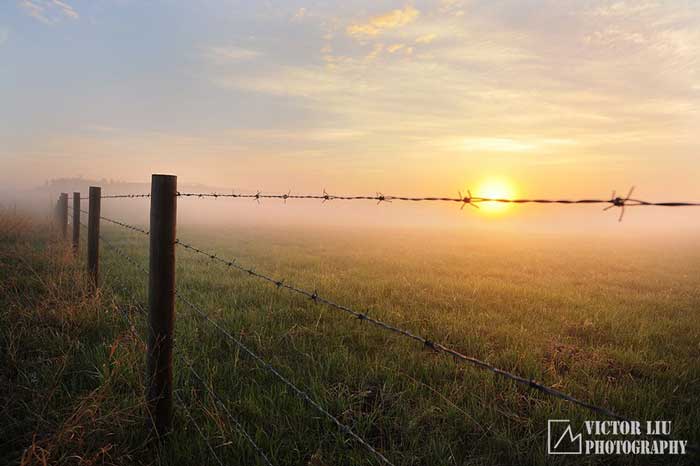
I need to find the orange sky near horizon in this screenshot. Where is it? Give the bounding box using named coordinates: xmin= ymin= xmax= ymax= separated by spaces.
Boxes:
xmin=1 ymin=1 xmax=699 ymax=231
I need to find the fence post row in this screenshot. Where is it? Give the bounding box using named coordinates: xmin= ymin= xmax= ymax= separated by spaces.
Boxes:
xmin=59 ymin=193 xmax=68 ymax=240
xmin=72 ymin=192 xmax=80 ymax=255
xmin=146 ymin=174 xmax=177 ymax=437
xmin=87 ymin=186 xmax=101 ymax=287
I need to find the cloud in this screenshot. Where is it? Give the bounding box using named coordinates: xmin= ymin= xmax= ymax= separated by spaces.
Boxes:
xmin=366 ymin=43 xmax=384 ymax=60
xmin=207 ymin=0 xmax=698 ymax=167
xmin=20 ymin=0 xmax=79 ymax=24
xmin=415 ymin=33 xmax=437 ymax=44
xmin=590 ymin=1 xmax=657 ymax=18
xmin=455 ymin=137 xmax=577 ymax=153
xmin=53 ymin=0 xmax=77 ymax=18
xmin=0 ymin=28 xmax=8 ymax=46
xmin=347 ymin=6 xmax=419 ymax=37
xmin=461 ymin=138 xmax=537 ymax=153
xmin=205 ymin=46 xmax=261 ymax=64
xmin=584 ymin=27 xmax=647 ymax=46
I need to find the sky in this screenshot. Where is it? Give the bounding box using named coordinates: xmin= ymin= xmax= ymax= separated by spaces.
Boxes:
xmin=1 ymin=0 xmax=699 ymax=229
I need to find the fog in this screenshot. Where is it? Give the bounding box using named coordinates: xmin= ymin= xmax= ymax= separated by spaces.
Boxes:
xmin=4 ymin=177 xmax=700 ymax=241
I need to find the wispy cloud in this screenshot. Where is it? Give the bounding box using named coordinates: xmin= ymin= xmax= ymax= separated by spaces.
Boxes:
xmin=458 ymin=137 xmax=577 ymax=153
xmin=20 ymin=0 xmax=79 ymax=24
xmin=7 ymin=0 xmax=699 ymax=193
xmin=590 ymin=1 xmax=657 ymax=18
xmin=53 ymin=0 xmax=77 ymax=18
xmin=0 ymin=27 xmax=8 ymax=46
xmin=415 ymin=33 xmax=437 ymax=44
xmin=347 ymin=6 xmax=420 ymax=37
xmin=584 ymin=27 xmax=647 ymax=46
xmin=208 ymin=0 xmax=699 ymax=168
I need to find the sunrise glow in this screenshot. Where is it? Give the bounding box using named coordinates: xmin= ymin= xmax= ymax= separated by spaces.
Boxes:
xmin=1 ymin=1 xmax=698 ymax=231
xmin=475 ymin=179 xmax=516 ymax=214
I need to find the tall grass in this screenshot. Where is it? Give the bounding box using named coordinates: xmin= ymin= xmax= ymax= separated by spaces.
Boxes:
xmin=2 ymin=213 xmax=698 ymax=465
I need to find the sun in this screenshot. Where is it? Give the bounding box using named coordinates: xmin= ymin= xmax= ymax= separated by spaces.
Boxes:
xmin=474 ymin=179 xmax=516 ymax=214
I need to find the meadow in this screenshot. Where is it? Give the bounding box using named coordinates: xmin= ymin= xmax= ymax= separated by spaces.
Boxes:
xmin=2 ymin=212 xmax=699 ymax=465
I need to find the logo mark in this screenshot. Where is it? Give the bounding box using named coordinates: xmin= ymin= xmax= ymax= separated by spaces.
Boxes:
xmin=548 ymin=420 xmax=582 ymax=455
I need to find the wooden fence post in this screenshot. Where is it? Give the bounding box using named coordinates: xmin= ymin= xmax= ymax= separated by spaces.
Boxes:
xmin=54 ymin=198 xmax=60 ymax=231
xmin=87 ymin=187 xmax=101 ymax=286
xmin=72 ymin=192 xmax=80 ymax=255
xmin=146 ymin=174 xmax=177 ymax=437
xmin=59 ymin=193 xmax=68 ymax=240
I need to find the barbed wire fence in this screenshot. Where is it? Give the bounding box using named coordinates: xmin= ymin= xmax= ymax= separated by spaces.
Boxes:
xmin=79 ymin=186 xmax=700 ymax=220
xmin=55 ymin=178 xmax=700 ymax=464
xmin=75 ymin=214 xmax=277 ymax=465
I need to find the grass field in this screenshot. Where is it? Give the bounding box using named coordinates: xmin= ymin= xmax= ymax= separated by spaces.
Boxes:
xmin=2 ymin=211 xmax=699 ymax=465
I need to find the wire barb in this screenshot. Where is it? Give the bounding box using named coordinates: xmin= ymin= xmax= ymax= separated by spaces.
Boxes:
xmin=167 ymin=186 xmax=700 ymax=221
xmin=459 ymin=190 xmax=479 ymax=210
xmin=603 ymin=186 xmax=636 ymax=222
xmin=84 ymin=217 xmax=698 ymax=457
xmin=173 ymin=237 xmax=669 ymax=425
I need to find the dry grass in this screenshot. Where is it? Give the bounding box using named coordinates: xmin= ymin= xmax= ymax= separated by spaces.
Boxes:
xmin=0 ymin=210 xmax=148 ymax=466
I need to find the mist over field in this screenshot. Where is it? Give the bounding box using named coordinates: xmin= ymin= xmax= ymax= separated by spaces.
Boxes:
xmin=3 ymin=177 xmax=700 ymax=236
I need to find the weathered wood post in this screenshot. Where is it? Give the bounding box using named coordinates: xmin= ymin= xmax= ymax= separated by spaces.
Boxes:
xmin=87 ymin=186 xmax=101 ymax=286
xmin=54 ymin=198 xmax=61 ymax=231
xmin=146 ymin=174 xmax=177 ymax=437
xmin=59 ymin=193 xmax=68 ymax=240
xmin=72 ymin=192 xmax=80 ymax=255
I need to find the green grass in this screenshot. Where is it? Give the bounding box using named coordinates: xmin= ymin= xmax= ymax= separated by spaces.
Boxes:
xmin=2 ymin=214 xmax=699 ymax=465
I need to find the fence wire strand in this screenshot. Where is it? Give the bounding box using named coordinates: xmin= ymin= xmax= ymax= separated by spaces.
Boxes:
xmin=175 ymin=389 xmax=226 ymax=466
xmin=76 ymin=216 xmax=399 ymax=464
xmin=78 ymin=208 xmax=150 ymax=235
xmin=78 ymin=211 xmax=643 ymax=421
xmin=94 ymin=231 xmax=224 ymax=465
xmin=68 ymin=206 xmax=699 ymax=455
xmin=173 ymin=187 xmax=700 ymax=222
xmin=71 ymin=187 xmax=700 ymax=223
xmin=176 ymin=291 xmax=394 ymax=466
xmin=174 ymin=237 xmax=633 ymax=421
xmin=178 ymin=354 xmax=275 ymax=466
xmin=75 ymin=211 xmax=691 ymax=425
xmin=96 ymin=231 xmax=276 ymax=465
xmin=80 ymin=194 xmax=151 ymax=200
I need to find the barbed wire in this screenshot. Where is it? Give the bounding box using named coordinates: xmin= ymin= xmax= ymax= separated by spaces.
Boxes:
xmin=79 ymin=210 xmax=392 ymax=465
xmin=176 ymin=291 xmax=394 ymax=465
xmin=178 ymin=354 xmax=275 ymax=466
xmin=97 ymin=230 xmax=150 ymax=274
xmin=75 ymin=213 xmax=698 ymax=455
xmin=68 ymin=186 xmax=700 ymax=222
xmin=96 ymin=233 xmax=275 ymax=465
xmin=73 ymin=211 xmax=694 ymax=422
xmin=78 ymin=208 xmax=150 ymax=236
xmin=175 ymin=186 xmax=700 ymax=221
xmin=176 ymin=237 xmax=700 ymax=454
xmin=175 ymin=389 xmax=225 ymax=466
xmin=79 ymin=194 xmax=151 ymax=200
xmin=94 ymin=232 xmax=224 ymax=464
xmin=98 ymin=231 xmax=391 ymax=465
xmin=81 ymin=212 xmax=691 ymax=424
xmin=174 ymin=238 xmax=632 ymax=421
